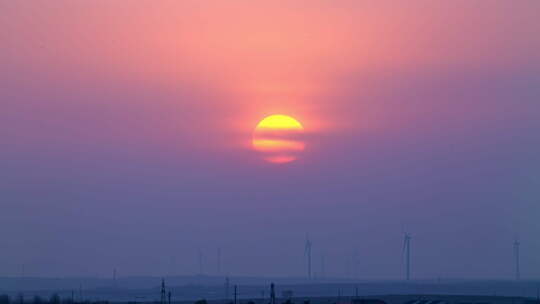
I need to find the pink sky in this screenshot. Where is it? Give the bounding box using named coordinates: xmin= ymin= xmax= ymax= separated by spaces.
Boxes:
xmin=1 ymin=1 xmax=540 ymax=279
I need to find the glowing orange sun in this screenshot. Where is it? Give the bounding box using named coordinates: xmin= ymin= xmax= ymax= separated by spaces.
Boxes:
xmin=252 ymin=115 xmax=305 ymax=164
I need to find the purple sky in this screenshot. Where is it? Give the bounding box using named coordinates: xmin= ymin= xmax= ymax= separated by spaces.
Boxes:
xmin=1 ymin=1 xmax=540 ymax=279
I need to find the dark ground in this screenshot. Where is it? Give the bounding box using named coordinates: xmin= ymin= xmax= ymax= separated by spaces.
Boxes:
xmin=1 ymin=278 xmax=540 ymax=303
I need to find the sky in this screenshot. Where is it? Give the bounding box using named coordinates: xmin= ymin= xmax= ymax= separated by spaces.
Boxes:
xmin=1 ymin=0 xmax=540 ymax=280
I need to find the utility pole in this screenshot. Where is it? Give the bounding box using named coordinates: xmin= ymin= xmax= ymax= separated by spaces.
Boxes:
xmin=160 ymin=279 xmax=166 ymax=304
xmin=79 ymin=283 xmax=83 ymax=302
xmin=225 ymin=277 xmax=230 ymax=300
xmin=270 ymin=283 xmax=276 ymax=304
xmin=168 ymin=291 xmax=171 ymax=304
xmin=234 ymin=285 xmax=238 ymax=304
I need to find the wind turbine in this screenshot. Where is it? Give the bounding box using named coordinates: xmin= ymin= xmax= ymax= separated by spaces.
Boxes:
xmin=402 ymin=232 xmax=411 ymax=281
xmin=197 ymin=249 xmax=204 ymax=275
xmin=305 ymin=234 xmax=313 ymax=279
xmin=320 ymin=254 xmax=326 ymax=279
xmin=217 ymin=248 xmax=222 ymax=275
xmin=513 ymin=238 xmax=521 ymax=281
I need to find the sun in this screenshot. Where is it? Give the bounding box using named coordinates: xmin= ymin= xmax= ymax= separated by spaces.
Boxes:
xmin=252 ymin=114 xmax=305 ymax=164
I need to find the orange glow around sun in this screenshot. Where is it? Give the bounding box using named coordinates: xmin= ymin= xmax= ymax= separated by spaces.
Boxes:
xmin=252 ymin=115 xmax=305 ymax=164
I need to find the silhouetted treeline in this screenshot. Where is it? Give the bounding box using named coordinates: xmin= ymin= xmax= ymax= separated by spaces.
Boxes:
xmin=0 ymin=295 xmax=108 ymax=304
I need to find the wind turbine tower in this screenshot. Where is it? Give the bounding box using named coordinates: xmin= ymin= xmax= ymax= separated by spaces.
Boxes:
xmin=513 ymin=239 xmax=521 ymax=281
xmin=198 ymin=249 xmax=204 ymax=275
xmin=217 ymin=248 xmax=222 ymax=275
xmin=320 ymin=255 xmax=326 ymax=279
xmin=402 ymin=233 xmax=411 ymax=281
xmin=304 ymin=235 xmax=313 ymax=279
